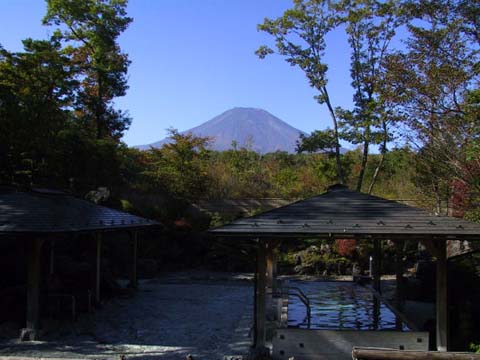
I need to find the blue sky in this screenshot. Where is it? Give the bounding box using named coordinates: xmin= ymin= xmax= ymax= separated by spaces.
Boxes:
xmin=1 ymin=0 xmax=356 ymax=147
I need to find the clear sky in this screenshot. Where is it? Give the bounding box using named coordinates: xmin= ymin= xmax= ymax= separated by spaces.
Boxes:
xmin=1 ymin=0 xmax=356 ymax=147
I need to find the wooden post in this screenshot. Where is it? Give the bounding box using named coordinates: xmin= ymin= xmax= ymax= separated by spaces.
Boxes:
xmin=373 ymin=239 xmax=382 ymax=294
xmin=49 ymin=239 xmax=55 ymax=276
xmin=272 ymin=248 xmax=278 ymax=289
xmin=419 ymin=238 xmax=449 ymax=351
xmin=95 ymin=233 xmax=102 ymax=304
xmin=266 ymin=241 xmax=274 ymax=320
xmin=22 ymin=238 xmax=43 ymax=341
xmin=129 ymin=231 xmax=138 ymax=289
xmin=253 ymin=250 xmax=258 ymax=347
xmin=255 ymin=239 xmax=268 ymax=352
xmin=395 ymin=240 xmax=405 ymax=310
xmin=436 ymin=240 xmax=448 ymax=352
xmin=372 ymin=296 xmax=380 ymax=331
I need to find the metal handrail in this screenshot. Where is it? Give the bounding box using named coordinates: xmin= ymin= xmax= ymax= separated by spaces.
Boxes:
xmin=282 ymin=286 xmax=310 ymax=307
xmin=269 ymin=288 xmax=311 ymax=328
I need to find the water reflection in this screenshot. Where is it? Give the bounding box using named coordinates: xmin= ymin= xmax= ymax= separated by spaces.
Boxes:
xmin=287 ymin=281 xmax=409 ymax=331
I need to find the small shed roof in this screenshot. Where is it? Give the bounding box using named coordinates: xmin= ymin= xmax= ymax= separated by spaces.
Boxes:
xmin=0 ymin=188 xmax=160 ymax=234
xmin=210 ymin=184 xmax=480 ymax=241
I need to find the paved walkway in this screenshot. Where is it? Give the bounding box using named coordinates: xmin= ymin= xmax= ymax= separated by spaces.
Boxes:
xmin=0 ymin=273 xmax=254 ymax=360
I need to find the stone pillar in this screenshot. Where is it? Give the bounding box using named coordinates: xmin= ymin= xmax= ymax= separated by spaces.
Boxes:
xmin=21 ymin=238 xmax=43 ymax=341
xmin=129 ymin=231 xmax=138 ymax=289
xmin=436 ymin=241 xmax=448 ymax=351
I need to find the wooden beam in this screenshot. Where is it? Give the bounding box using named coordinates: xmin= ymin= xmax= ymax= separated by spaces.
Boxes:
xmin=129 ymin=231 xmax=138 ymax=289
xmin=22 ymin=238 xmax=43 ymax=341
xmin=373 ymin=239 xmax=382 ymax=293
xmin=95 ymin=233 xmax=102 ymax=304
xmin=255 ymin=239 xmax=268 ymax=352
xmin=352 ymin=347 xmax=480 ymax=360
xmin=436 ymin=241 xmax=448 ymax=352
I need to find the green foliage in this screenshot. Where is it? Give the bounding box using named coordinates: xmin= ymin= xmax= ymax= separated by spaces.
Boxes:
xmin=296 ymin=129 xmax=337 ymax=154
xmin=469 ymin=342 xmax=480 ymax=353
xmin=256 ymin=0 xmax=344 ymax=183
xmin=142 ymin=129 xmax=212 ymax=200
xmin=44 ymin=0 xmax=132 ymax=140
xmin=465 ymin=209 xmax=480 ymax=224
xmin=381 ymin=0 xmax=480 ymax=202
xmin=0 ymin=0 xmax=132 ymax=193
xmin=0 ymin=37 xmax=76 ymax=186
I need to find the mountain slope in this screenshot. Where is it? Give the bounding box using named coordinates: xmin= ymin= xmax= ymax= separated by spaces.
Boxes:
xmin=137 ymin=107 xmax=306 ymax=153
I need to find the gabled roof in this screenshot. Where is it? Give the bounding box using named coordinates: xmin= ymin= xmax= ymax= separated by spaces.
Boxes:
xmin=210 ymin=185 xmax=480 ymax=240
xmin=0 ymin=188 xmax=160 ymax=234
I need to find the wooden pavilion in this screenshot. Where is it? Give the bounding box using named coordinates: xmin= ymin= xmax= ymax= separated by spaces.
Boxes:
xmin=210 ymin=184 xmax=480 ymax=356
xmin=0 ymin=187 xmax=160 ymax=341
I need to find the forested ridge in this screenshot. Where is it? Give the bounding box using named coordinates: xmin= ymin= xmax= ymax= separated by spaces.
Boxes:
xmin=0 ymin=0 xmax=478 ymax=227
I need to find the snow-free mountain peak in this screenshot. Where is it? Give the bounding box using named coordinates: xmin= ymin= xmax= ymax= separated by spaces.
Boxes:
xmin=137 ymin=107 xmax=306 ymax=153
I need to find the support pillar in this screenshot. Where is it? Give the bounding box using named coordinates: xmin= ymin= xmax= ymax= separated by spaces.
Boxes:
xmin=254 ymin=239 xmax=268 ymax=353
xmin=21 ymin=238 xmax=43 ymax=341
xmin=95 ymin=233 xmax=102 ymax=304
xmin=395 ymin=240 xmax=405 ymax=310
xmin=266 ymin=241 xmax=277 ymax=320
xmin=373 ymin=239 xmax=382 ymax=294
xmin=129 ymin=231 xmax=138 ymax=289
xmin=436 ymin=241 xmax=448 ymax=352
xmin=49 ymin=239 xmax=55 ymax=276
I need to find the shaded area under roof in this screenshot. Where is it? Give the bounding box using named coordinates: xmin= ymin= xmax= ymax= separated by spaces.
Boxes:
xmin=0 ymin=188 xmax=160 ymax=234
xmin=210 ymin=184 xmax=480 ymax=241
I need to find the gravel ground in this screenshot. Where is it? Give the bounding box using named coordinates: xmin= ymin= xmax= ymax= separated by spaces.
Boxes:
xmin=0 ymin=273 xmax=254 ymax=360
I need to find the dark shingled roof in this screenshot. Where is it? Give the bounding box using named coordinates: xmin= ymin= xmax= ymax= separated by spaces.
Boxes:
xmin=0 ymin=188 xmax=160 ymax=234
xmin=210 ymin=184 xmax=480 ymax=241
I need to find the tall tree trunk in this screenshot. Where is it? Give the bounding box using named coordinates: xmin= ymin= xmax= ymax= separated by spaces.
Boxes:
xmin=367 ymin=152 xmax=385 ymax=194
xmin=356 ymin=125 xmax=370 ymax=192
xmin=96 ymin=69 xmax=104 ymax=139
xmin=368 ymin=120 xmax=388 ymax=194
xmin=322 ymin=86 xmax=344 ymax=184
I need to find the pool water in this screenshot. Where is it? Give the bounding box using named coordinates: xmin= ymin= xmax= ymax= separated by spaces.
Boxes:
xmin=287 ymin=281 xmax=409 ymax=331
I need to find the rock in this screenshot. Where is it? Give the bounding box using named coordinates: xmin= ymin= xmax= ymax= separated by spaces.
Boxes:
xmin=294 ymin=254 xmax=302 ymax=266
xmin=320 ymin=244 xmax=331 ymax=255
xmin=85 ymin=187 xmax=110 ymax=204
xmin=19 ymin=328 xmax=37 ymax=341
xmin=352 ymin=263 xmax=362 ymax=277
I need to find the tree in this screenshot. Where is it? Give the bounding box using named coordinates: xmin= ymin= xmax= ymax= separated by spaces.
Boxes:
xmin=43 ymin=0 xmax=132 ymax=140
xmin=335 ymin=239 xmax=357 ymax=258
xmin=333 ymin=0 xmax=402 ymax=192
xmin=296 ymin=129 xmax=337 ymax=154
xmin=382 ymin=0 xmax=480 ymax=207
xmin=256 ymin=0 xmax=345 ymax=184
xmin=257 ymin=0 xmax=404 ymax=191
xmin=143 ymin=130 xmax=212 ymax=199
xmin=0 ymin=38 xmax=76 ymax=185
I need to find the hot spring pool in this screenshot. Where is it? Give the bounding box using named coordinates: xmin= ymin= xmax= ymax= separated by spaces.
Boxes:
xmin=287 ymin=281 xmax=409 ymax=331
